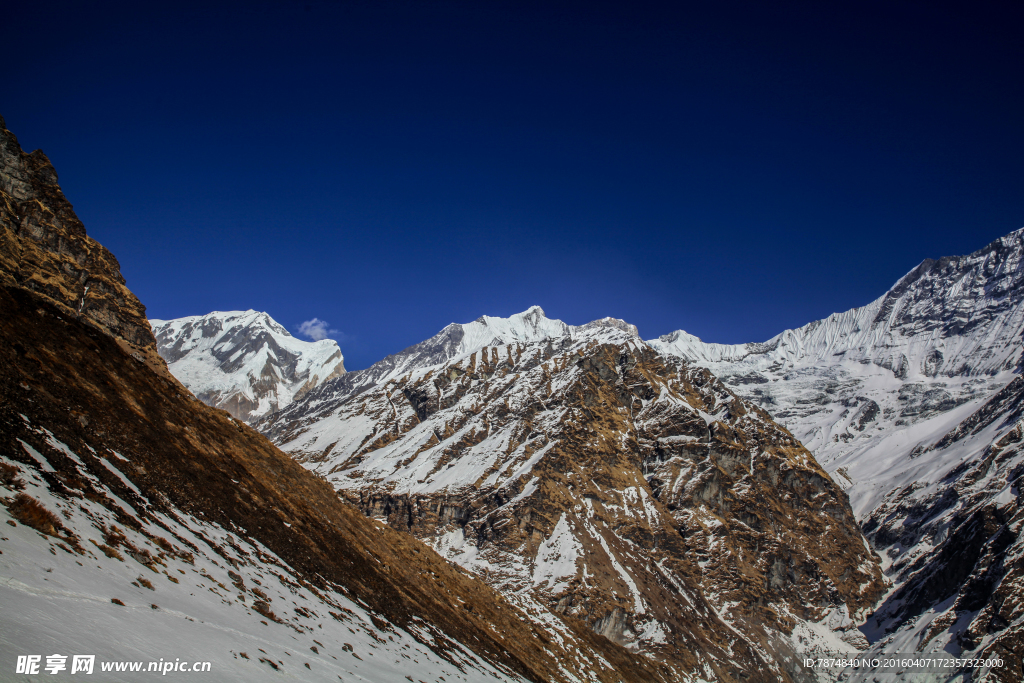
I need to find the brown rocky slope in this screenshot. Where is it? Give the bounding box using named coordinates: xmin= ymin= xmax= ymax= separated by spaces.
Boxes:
xmin=0 ymin=114 xmax=165 ymax=375
xmin=0 ymin=114 xmax=668 ymax=683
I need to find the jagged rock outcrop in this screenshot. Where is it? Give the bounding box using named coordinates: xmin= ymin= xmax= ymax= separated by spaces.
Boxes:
xmin=0 ymin=115 xmax=166 ymax=375
xmin=151 ymin=310 xmax=346 ymax=422
xmin=263 ymin=308 xmax=885 ymax=681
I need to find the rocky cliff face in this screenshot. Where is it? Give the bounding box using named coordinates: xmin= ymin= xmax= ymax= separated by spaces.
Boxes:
xmin=654 ymin=229 xmax=1024 ymax=681
xmin=0 ymin=115 xmax=165 ymax=375
xmin=0 ymin=116 xmax=669 ymax=683
xmin=263 ymin=308 xmax=885 ymax=681
xmin=151 ymin=310 xmax=346 ymax=423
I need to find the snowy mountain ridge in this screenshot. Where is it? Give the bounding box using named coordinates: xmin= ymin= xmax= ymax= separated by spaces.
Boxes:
xmin=262 ymin=305 xmax=639 ymax=424
xmin=650 ymin=227 xmax=1024 ymax=515
xmin=459 ymin=305 xmax=639 ymax=352
xmin=651 ymin=227 xmax=1024 ymax=378
xmin=651 ymin=227 xmax=1024 ymax=674
xmin=150 ymin=310 xmax=345 ymax=423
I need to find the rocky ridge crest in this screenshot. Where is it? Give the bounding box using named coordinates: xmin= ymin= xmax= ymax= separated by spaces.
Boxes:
xmin=0 ymin=115 xmax=166 ymax=375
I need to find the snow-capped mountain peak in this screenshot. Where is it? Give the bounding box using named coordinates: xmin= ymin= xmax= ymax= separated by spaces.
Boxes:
xmin=459 ymin=305 xmax=571 ymax=352
xmin=458 ymin=306 xmax=640 ymax=358
xmin=257 ymin=307 xmax=642 ymax=428
xmin=653 ymin=329 xmax=753 ymax=364
xmin=150 ymin=310 xmax=345 ymax=423
xmin=654 ymin=228 xmax=1024 ymax=380
xmin=651 ymin=227 xmax=1024 ymax=665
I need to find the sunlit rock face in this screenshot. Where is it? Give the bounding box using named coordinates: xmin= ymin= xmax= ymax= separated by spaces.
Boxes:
xmin=264 ymin=306 xmax=884 ymax=680
xmin=0 ymin=114 xmax=165 ymax=373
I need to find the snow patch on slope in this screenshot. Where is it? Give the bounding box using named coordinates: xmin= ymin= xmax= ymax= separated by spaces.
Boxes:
xmin=532 ymin=514 xmax=582 ymax=594
xmin=0 ymin=432 xmax=519 ymax=683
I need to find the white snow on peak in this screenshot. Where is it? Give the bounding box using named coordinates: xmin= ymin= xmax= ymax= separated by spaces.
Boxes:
xmin=457 ymin=306 xmax=639 ymax=360
xmin=458 ymin=306 xmax=571 ymax=354
xmin=650 ymin=227 xmax=1024 ymax=517
xmin=150 ymin=310 xmax=345 ymax=423
xmin=652 ymin=228 xmax=1024 ymax=378
xmin=651 ymin=329 xmax=751 ymax=364
xmin=151 ymin=309 xmax=289 ymax=338
xmin=259 ymin=305 xmax=644 ymax=447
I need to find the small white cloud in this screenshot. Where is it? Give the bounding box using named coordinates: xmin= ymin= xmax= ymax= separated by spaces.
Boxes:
xmin=298 ymin=318 xmax=334 ymax=341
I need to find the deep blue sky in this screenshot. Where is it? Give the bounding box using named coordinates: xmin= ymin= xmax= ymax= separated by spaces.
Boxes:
xmin=5 ymin=1 xmax=1022 ymax=369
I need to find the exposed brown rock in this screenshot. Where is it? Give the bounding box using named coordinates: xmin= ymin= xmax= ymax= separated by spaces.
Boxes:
xmin=0 ymin=115 xmax=165 ymax=376
xmin=273 ymin=329 xmax=887 ymax=679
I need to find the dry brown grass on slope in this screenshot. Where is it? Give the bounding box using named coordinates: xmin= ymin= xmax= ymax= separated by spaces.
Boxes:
xmin=7 ymin=492 xmax=63 ymax=536
xmin=0 ymin=462 xmax=24 ymax=490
